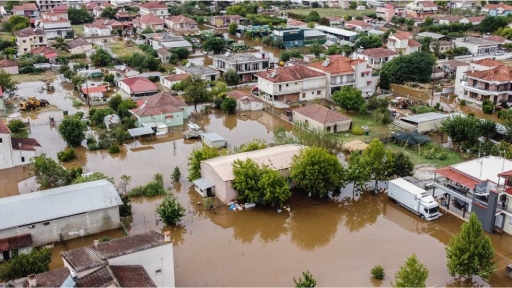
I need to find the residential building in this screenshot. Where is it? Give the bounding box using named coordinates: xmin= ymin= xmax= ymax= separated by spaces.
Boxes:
xmin=210 ymin=15 xmax=247 ymax=28
xmin=84 ymin=19 xmax=115 ymax=36
xmin=432 ymin=40 xmax=453 ymax=53
xmin=0 ymin=60 xmax=19 ymax=75
xmin=0 ymin=234 xmax=32 ymax=262
xmin=386 ymin=31 xmax=421 ymax=55
xmin=255 ymin=64 xmax=327 ymax=103
xmin=50 ymin=4 xmax=69 ymax=13
xmin=438 ymin=16 xmax=462 ymax=25
xmin=92 ymin=3 xmax=115 ymax=18
xmin=165 ymin=15 xmax=198 ymax=32
xmin=309 ymin=55 xmax=378 ymax=98
xmin=68 ymin=38 xmax=92 ymax=54
xmin=433 ymin=156 xmax=512 ymax=235
xmin=0 ymin=180 xmax=122 ymax=246
xmin=482 ymin=3 xmax=512 ymax=16
xmin=212 ymin=52 xmax=274 ymax=82
xmin=12 ymin=3 xmax=39 ymax=20
xmin=111 ymin=0 xmax=131 ymax=8
xmin=133 ymin=14 xmax=165 ymax=31
xmin=36 ymin=13 xmax=72 ymax=39
xmin=345 ymin=20 xmax=372 ymax=31
xmin=115 ymin=11 xmax=137 ymax=21
xmin=353 ymin=47 xmax=399 ymax=70
xmin=459 ymin=16 xmax=485 ymax=25
xmin=36 ymin=0 xmax=65 ymax=12
xmin=451 ymin=0 xmax=476 ymax=9
xmin=405 ymin=0 xmax=437 ymax=18
xmin=399 ymin=112 xmax=449 ymax=133
xmin=111 ymin=65 xmax=140 ymax=80
xmin=416 ymin=31 xmax=447 ymax=41
xmin=226 ymin=90 xmax=263 ymax=111
xmin=157 ymin=48 xmax=171 ymax=63
xmin=0 ymin=120 xmax=41 ymax=170
xmin=118 ymin=77 xmax=159 ymax=97
xmin=176 ymin=65 xmax=220 ymax=81
xmin=147 ymin=33 xmax=192 ymax=51
xmin=129 ymin=91 xmax=188 ymax=129
xmin=484 ymin=35 xmax=506 ymax=50
xmin=15 ymin=28 xmax=48 ymax=56
xmin=41 ymin=10 xmax=68 ymax=20
xmin=139 ymin=2 xmax=169 ymax=19
xmin=195 ymin=144 xmax=302 ymax=204
xmin=292 ymin=104 xmax=352 ymax=133
xmin=31 ymin=46 xmax=58 ymax=63
xmin=315 ymin=25 xmax=358 ymax=44
xmin=461 ymin=64 xmax=512 ymax=104
xmin=453 ymin=37 xmax=499 ymax=56
xmin=455 ymin=57 xmax=507 ymax=103
xmin=376 ymin=3 xmax=396 ymax=22
xmin=160 ymin=74 xmax=188 ymax=89
xmin=441 ymin=59 xmax=469 ymax=76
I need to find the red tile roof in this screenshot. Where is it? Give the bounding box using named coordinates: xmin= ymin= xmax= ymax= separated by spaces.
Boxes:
xmin=226 ymin=90 xmax=249 ymax=100
xmin=391 ymin=31 xmax=412 ymax=40
xmin=0 ymin=234 xmax=32 ymax=252
xmin=11 ymin=138 xmax=42 ymax=151
xmin=140 ymin=2 xmax=167 ymax=9
xmin=443 ymin=59 xmax=469 ymax=67
xmin=255 ymin=65 xmax=325 ymax=83
xmin=418 ymin=1 xmax=438 ymax=8
xmin=471 ymin=58 xmax=504 ymax=67
xmin=163 ymin=74 xmax=188 ymax=82
xmin=485 ymin=35 xmax=506 ymax=43
xmin=51 ymin=4 xmax=69 ymax=13
xmin=14 ymin=27 xmax=46 ymax=37
xmin=157 ymin=47 xmax=170 ymax=56
xmin=309 ymin=56 xmax=360 ymax=75
xmin=483 ymin=3 xmax=512 ymax=10
xmin=361 ymin=48 xmax=398 ymax=58
xmin=0 ymin=120 xmax=10 ymax=134
xmin=134 ymin=14 xmax=164 ymax=25
xmin=435 ymin=167 xmax=479 ymax=189
xmin=32 ymin=267 xmax=71 ymax=287
xmin=0 ymin=59 xmax=17 ymax=68
xmin=82 ymin=85 xmax=108 ymax=94
xmin=13 ymin=3 xmax=38 ymax=11
xmin=110 ymin=265 xmax=157 ymax=287
xmin=0 ymin=86 xmax=3 ymax=97
xmin=120 ymin=77 xmax=158 ymax=93
xmin=408 ymin=39 xmax=422 ymax=47
xmin=294 ymin=104 xmax=352 ymax=125
xmin=31 ymin=46 xmax=56 ymax=55
xmin=465 ymin=65 xmax=512 ymax=82
xmin=166 ymin=15 xmax=197 ymax=25
xmin=130 ymin=91 xmax=187 ymax=117
xmin=463 ymin=16 xmax=485 ymax=23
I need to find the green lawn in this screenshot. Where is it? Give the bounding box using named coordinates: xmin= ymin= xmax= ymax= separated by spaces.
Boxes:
xmin=0 ymin=32 xmax=13 ymax=41
xmin=287 ymin=8 xmax=375 ymax=18
xmin=72 ymin=24 xmax=85 ymax=37
xmin=384 ymin=142 xmax=464 ymax=167
xmin=338 ymin=113 xmax=391 ymax=143
xmin=108 ymin=40 xmax=144 ymax=58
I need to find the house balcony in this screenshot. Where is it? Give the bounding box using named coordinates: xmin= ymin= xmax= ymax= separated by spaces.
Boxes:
xmin=331 ymin=80 xmax=356 ymax=87
xmin=464 ymin=85 xmax=511 ymax=96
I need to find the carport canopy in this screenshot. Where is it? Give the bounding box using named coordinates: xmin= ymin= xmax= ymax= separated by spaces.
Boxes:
xmin=193 ymin=178 xmax=214 ymax=190
xmin=128 ymin=126 xmax=154 ymax=137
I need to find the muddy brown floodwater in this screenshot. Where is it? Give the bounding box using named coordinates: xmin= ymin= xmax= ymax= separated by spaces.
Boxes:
xmin=5 ymin=80 xmax=512 ymax=286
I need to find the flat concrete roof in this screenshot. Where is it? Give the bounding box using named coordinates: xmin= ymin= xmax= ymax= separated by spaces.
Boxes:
xmin=451 ymin=156 xmax=512 ymax=183
xmin=401 ymin=112 xmax=449 ymax=123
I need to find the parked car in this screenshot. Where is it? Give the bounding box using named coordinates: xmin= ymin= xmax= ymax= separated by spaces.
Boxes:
xmin=496 ymin=50 xmax=505 ymax=56
xmin=453 ymin=198 xmax=465 ymax=210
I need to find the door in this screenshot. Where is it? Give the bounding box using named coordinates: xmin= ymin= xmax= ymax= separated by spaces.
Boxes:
xmin=495 ymin=214 xmax=504 ymax=228
xmin=2 ymin=250 xmax=10 ymax=261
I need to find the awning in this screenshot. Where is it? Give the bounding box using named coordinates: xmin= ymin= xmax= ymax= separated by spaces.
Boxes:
xmin=435 ymin=167 xmax=480 ymax=189
xmin=0 ymin=234 xmax=32 ymax=252
xmin=193 ymin=178 xmax=214 ymax=190
xmin=45 ymin=52 xmax=58 ymax=59
xmin=128 ymin=126 xmax=154 ymax=137
xmin=81 ymin=85 xmax=107 ymax=94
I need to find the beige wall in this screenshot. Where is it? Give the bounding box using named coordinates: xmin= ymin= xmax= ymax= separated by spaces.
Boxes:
xmin=293 ymin=111 xmax=352 ymax=132
xmin=0 ymin=66 xmax=18 ymax=75
xmin=200 ymin=162 xmax=230 ymax=204
xmin=69 ymin=44 xmax=92 ymax=54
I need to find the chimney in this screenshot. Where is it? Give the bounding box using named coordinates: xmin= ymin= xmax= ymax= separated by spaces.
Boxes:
xmin=28 ymin=274 xmax=36 ymax=287
xmin=94 ymin=240 xmax=99 ymax=247
xmin=164 ymin=231 xmax=171 ymax=242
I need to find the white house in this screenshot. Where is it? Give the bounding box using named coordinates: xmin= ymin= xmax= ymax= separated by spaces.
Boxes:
xmin=165 ymin=15 xmax=198 ymax=32
xmin=133 ymin=14 xmax=165 ymax=31
xmin=454 ymin=57 xmax=504 ymax=102
xmin=386 ymin=31 xmax=422 ymax=55
xmin=226 ymin=90 xmax=263 ymax=111
xmin=68 ymin=38 xmax=92 ymax=54
xmin=0 ymin=180 xmax=122 ymax=246
xmin=255 ymin=64 xmax=327 ymax=104
xmin=0 ymin=121 xmax=41 ymax=170
xmin=160 ymin=74 xmax=188 ymax=89
xmin=36 ymin=14 xmax=72 ymax=39
xmin=459 ymin=16 xmax=485 ymax=25
xmin=344 ymin=20 xmax=372 ymax=31
xmin=84 ymin=20 xmax=112 ymax=36
xmin=138 ymin=2 xmax=169 ymax=19
xmin=353 ymin=48 xmax=399 ymax=70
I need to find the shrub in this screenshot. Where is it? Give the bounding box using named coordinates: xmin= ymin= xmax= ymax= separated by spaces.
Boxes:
xmin=171 ymin=166 xmax=181 ymax=182
xmin=128 ymin=173 xmax=165 ymax=198
xmin=459 ymin=99 xmax=466 ymax=106
xmin=422 ymin=143 xmax=448 ymax=160
xmin=371 ymin=265 xmax=385 ymax=280
xmin=72 ymin=99 xmax=83 ymax=107
xmin=108 ymin=144 xmax=120 ymax=154
xmin=98 ymin=236 xmax=113 ymax=243
xmin=57 ymin=147 xmax=77 ymax=162
xmin=482 ymin=104 xmax=494 ymax=114
xmin=156 ymin=194 xmax=186 ymax=225
xmin=352 ymin=126 xmax=365 ymax=135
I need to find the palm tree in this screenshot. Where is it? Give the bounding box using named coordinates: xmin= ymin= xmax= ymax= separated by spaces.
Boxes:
xmin=53 ymin=37 xmax=69 ymax=51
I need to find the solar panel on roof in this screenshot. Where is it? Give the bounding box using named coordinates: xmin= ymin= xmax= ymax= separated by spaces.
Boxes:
xmin=269 ymin=71 xmax=277 ymax=78
xmin=322 ymin=59 xmax=330 ymax=67
xmin=225 ymin=52 xmax=230 ymax=57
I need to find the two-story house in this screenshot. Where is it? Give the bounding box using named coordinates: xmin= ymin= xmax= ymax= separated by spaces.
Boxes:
xmin=482 ymin=3 xmax=512 ymax=16
xmin=212 ymin=52 xmax=275 ymax=82
xmin=12 ymin=3 xmax=39 ymax=20
xmin=255 ymin=64 xmax=327 ymax=103
xmin=36 ymin=0 xmax=65 ymax=12
xmin=165 ymin=15 xmax=198 ymax=32
xmin=309 ymin=55 xmax=378 ymax=98
xmin=37 ymin=12 xmax=72 ymax=39
xmin=0 ymin=121 xmax=41 ymax=171
xmin=210 ymin=15 xmax=247 ymax=28
xmin=405 ymin=0 xmax=437 ymax=18
xmin=386 ymin=31 xmax=421 ymax=55
xmin=376 ymin=4 xmax=396 ymax=22
xmin=451 ymin=0 xmax=476 ymax=9
xmin=133 ymin=14 xmax=165 ymax=31
xmin=353 ymin=48 xmax=399 ymax=70
xmin=455 ymin=58 xmax=506 ymax=104
xmin=15 ymin=27 xmax=48 ymax=56
xmin=462 ymin=64 xmax=512 ymax=104
xmin=139 ymin=2 xmax=168 ymax=20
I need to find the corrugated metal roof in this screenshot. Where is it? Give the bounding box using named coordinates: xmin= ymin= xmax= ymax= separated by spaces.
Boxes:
xmin=128 ymin=126 xmax=155 ymax=137
xmin=401 ymin=112 xmax=449 ymax=124
xmin=200 ymin=133 xmax=226 ymax=142
xmin=0 ymin=180 xmax=121 ymax=230
xmin=193 ymin=178 xmax=214 ymax=190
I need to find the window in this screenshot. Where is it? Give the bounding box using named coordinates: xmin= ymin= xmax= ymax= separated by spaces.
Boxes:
xmin=21 ymin=156 xmax=25 ymax=163
xmin=311 ymin=91 xmax=314 ymax=95
xmin=317 ymin=90 xmax=321 ymax=95
xmin=286 ymin=84 xmax=289 ymax=87
xmin=22 ymin=40 xmax=26 ymax=43
xmin=0 ymin=137 xmax=2 ymax=143
xmin=304 ymin=119 xmax=308 ymax=124
xmin=302 ymin=93 xmax=306 ymax=98
xmin=279 ymin=85 xmax=282 ymax=92
xmin=155 ymin=269 xmax=162 ymax=276
xmin=43 ymin=222 xmax=50 ymax=226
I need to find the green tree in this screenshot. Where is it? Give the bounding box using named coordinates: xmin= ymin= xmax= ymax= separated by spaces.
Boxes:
xmin=119 ymin=194 xmax=132 ymax=217
xmin=332 ymin=86 xmax=365 ymax=113
xmin=226 ymin=4 xmax=247 ymax=16
xmin=478 ymin=16 xmax=509 ymax=33
xmin=0 ymin=70 xmax=15 ymax=91
xmin=259 ymin=166 xmax=290 ymax=207
xmin=355 ymin=35 xmax=383 ymax=49
xmin=280 ymin=50 xmax=303 ymax=62
xmin=0 ymin=248 xmax=52 ymax=281
xmin=223 ymin=69 xmax=240 ymax=86
xmin=388 ymin=151 xmax=414 ymax=178
xmin=32 ymin=154 xmax=74 ymax=189
xmin=234 ymin=139 xmax=267 ymax=153
xmin=228 ymin=22 xmax=238 ymax=35
xmin=188 ymin=145 xmax=221 ymax=181
xmin=100 ymin=7 xmax=117 ymax=19
xmin=445 ymin=213 xmax=495 ymax=279
xmin=380 ymin=52 xmax=436 ymax=84
xmin=183 ymin=74 xmax=210 ymax=111
xmin=362 ymin=139 xmax=389 ymax=186
xmin=2 ymin=15 xmax=29 ymax=32
xmin=108 ymin=94 xmax=122 ymax=111
xmin=232 ymin=159 xmax=263 ymax=203
xmin=171 ymin=166 xmax=181 ymax=182
xmin=58 ymin=116 xmax=85 ymax=146
xmin=392 ymin=254 xmax=429 ymax=288
xmin=7 ymin=119 xmax=26 ymax=135
xmin=349 ymin=1 xmax=358 ymax=9
xmin=91 ymin=48 xmax=113 ymax=67
xmin=72 ymin=172 xmax=114 ymax=184
xmin=379 ymin=71 xmax=391 ymax=90
xmin=67 ymin=6 xmax=94 ymax=25
xmin=202 ymin=37 xmax=226 ymax=54
xmin=103 ymin=74 xmax=115 ymax=85
xmin=293 ymin=270 xmax=316 ymax=288
xmin=305 ymin=10 xmax=321 ymax=22
xmin=171 ymin=47 xmax=190 ymax=60
xmin=117 ymin=98 xmax=137 ymax=118
xmin=308 ymin=43 xmax=324 ymax=58
xmin=307 ymin=22 xmax=315 ymax=28
xmin=221 ymin=97 xmax=237 ymax=114
xmin=347 ymin=152 xmax=371 ymax=193
xmin=156 ymin=194 xmax=186 ymax=225
xmin=480 ymin=119 xmax=497 ymax=140
xmin=52 ymin=36 xmax=68 ymax=51
xmin=441 ymin=115 xmax=481 ymax=148
xmin=290 ymin=147 xmax=344 ymax=197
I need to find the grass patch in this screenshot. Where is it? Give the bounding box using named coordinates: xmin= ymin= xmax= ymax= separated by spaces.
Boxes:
xmin=109 ymin=40 xmax=144 ymax=58
xmin=338 ymin=112 xmax=391 ymax=143
xmin=11 ymin=71 xmax=56 ymax=83
xmin=385 ymin=142 xmax=463 ymax=167
xmin=56 ymin=49 xmax=71 ymax=58
xmin=0 ymin=32 xmax=13 ymax=41
xmin=287 ymin=8 xmax=375 ymax=18
xmin=72 ymin=24 xmax=85 ymax=37
xmin=73 ymin=99 xmax=83 ymax=107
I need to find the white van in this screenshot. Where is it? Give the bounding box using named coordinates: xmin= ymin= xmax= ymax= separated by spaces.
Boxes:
xmin=356 ymin=5 xmax=366 ymax=10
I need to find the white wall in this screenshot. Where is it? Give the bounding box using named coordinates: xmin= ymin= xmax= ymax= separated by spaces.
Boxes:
xmin=118 ymin=81 xmax=132 ymax=95
xmin=0 ymin=66 xmax=19 ymax=75
xmin=0 ymin=133 xmax=14 ymax=170
xmin=200 ymin=163 xmax=229 ymax=204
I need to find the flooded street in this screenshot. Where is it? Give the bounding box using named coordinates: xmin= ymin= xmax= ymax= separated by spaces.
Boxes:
xmin=4 ymin=80 xmax=512 ymax=286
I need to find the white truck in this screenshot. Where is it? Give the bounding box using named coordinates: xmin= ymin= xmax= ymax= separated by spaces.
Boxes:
xmin=388 ymin=178 xmax=440 ymax=221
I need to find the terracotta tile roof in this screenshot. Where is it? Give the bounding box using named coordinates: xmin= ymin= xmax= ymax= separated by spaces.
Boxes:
xmin=0 ymin=59 xmax=17 ymax=68
xmin=471 ymin=58 xmax=504 ymax=67
xmin=163 ymin=74 xmax=188 ymax=82
xmin=0 ymin=86 xmax=3 ymax=97
xmin=130 ymin=91 xmax=187 ymax=117
xmin=443 ymin=59 xmax=469 ymax=67
xmin=82 ymin=85 xmax=108 ymax=94
xmin=31 ymin=46 xmax=55 ymax=55
xmin=61 ymin=231 xmax=165 ymax=272
xmin=435 ymin=167 xmax=479 ymax=189
xmin=110 ymin=265 xmax=157 ymax=287
xmin=464 ymin=16 xmax=485 ymax=23
xmin=51 ymin=4 xmax=69 ymax=12
xmin=440 ymin=16 xmax=461 ymax=22
xmin=13 ymin=3 xmax=38 ymax=11
xmin=68 ymin=38 xmax=91 ymax=49
xmin=345 ymin=20 xmax=371 ymax=27
xmin=288 ymin=19 xmax=306 ymax=26
xmin=418 ymin=1 xmax=437 ymax=7
xmin=14 ymin=27 xmax=46 ymax=37
xmin=294 ymin=104 xmax=352 ymax=125
xmin=76 ymin=266 xmax=116 ymax=287
xmin=391 ymin=31 xmax=412 ymax=40
xmin=120 ymin=77 xmax=158 ymax=93
xmin=408 ymin=39 xmax=422 ymax=47
xmin=0 ymin=234 xmax=32 ymax=252
xmin=85 ymin=2 xmax=98 ymax=9
xmin=485 ymin=35 xmax=506 ymax=43
xmin=11 ymin=138 xmax=42 ymax=151
xmin=166 ymin=15 xmax=197 ymax=25
xmin=30 ymin=267 xmax=71 ymax=287
xmin=361 ymin=48 xmax=398 ymax=58
xmin=226 ymin=90 xmax=249 ymax=100
xmin=157 ymin=47 xmax=170 ymax=56
xmin=40 ymin=17 xmax=70 ymax=23
xmin=0 ymin=120 xmax=10 ymax=134
xmin=140 ymin=2 xmax=167 ymax=9
xmin=483 ymin=3 xmax=512 ymax=10
xmin=213 ymin=15 xmax=244 ymax=20
xmin=134 ymin=14 xmax=164 ymax=25
xmin=255 ymin=65 xmax=325 ymax=83
xmin=309 ymin=56 xmax=356 ymax=75
xmin=465 ymin=65 xmax=512 ymax=82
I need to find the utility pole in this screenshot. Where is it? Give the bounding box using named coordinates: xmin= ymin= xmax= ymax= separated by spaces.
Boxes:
xmin=431 ymin=63 xmax=435 ymax=107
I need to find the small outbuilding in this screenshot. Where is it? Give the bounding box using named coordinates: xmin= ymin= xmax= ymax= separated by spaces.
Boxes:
xmin=292 ymin=104 xmax=352 ymax=133
xmin=400 ymin=112 xmax=449 ymax=134
xmin=200 ymin=133 xmax=227 ymax=148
